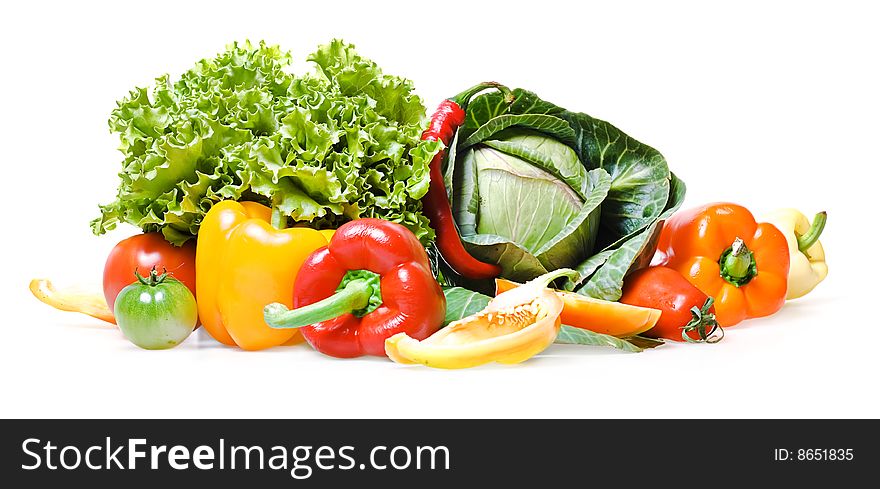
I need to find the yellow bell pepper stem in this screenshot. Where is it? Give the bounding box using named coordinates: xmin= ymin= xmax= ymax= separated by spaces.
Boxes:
xmin=797 ymin=211 xmax=827 ymax=252
xmin=763 ymin=209 xmax=829 ymax=300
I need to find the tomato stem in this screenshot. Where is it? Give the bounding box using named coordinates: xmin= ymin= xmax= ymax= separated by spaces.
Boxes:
xmin=134 ymin=266 xmax=168 ymax=287
xmin=681 ymin=297 xmax=724 ymax=344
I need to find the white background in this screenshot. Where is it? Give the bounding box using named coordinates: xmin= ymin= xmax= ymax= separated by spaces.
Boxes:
xmin=2 ymin=0 xmax=878 ymax=419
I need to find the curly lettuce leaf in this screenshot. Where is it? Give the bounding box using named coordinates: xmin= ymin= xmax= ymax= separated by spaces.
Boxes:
xmin=93 ymin=40 xmax=440 ymax=245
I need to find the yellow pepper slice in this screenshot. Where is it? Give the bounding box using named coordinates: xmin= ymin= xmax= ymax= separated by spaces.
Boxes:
xmin=196 ymin=201 xmax=329 ymax=351
xmin=29 ymin=279 xmax=115 ymax=324
xmin=385 ymin=270 xmax=569 ymax=369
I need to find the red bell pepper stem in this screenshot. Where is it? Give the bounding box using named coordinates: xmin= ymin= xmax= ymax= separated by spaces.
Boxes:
xmin=264 ymin=278 xmax=373 ymax=329
xmin=421 ymin=82 xmax=512 ymax=280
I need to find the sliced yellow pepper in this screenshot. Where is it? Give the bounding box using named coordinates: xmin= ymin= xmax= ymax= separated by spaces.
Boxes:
xmin=764 ymin=209 xmax=828 ymax=300
xmin=196 ymin=201 xmax=329 ymax=351
xmin=385 ymin=270 xmax=569 ymax=369
xmin=29 ymin=279 xmax=115 ymax=324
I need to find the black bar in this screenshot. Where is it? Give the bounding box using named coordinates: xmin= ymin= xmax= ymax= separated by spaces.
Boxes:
xmin=1 ymin=419 xmax=876 ymax=485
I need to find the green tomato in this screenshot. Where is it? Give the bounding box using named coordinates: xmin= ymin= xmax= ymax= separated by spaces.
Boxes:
xmin=113 ymin=267 xmax=198 ymax=350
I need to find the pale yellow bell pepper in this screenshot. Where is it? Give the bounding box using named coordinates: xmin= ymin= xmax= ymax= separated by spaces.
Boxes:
xmin=764 ymin=209 xmax=828 ymax=300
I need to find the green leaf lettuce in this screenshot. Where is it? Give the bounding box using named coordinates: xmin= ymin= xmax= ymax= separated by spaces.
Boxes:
xmin=92 ymin=40 xmax=440 ymax=245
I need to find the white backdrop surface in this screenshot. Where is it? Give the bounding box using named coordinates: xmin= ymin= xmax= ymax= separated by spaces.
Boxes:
xmin=1 ymin=0 xmax=877 ymax=418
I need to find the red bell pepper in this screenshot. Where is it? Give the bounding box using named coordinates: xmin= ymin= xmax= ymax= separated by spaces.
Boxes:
xmin=263 ymin=218 xmax=446 ymax=358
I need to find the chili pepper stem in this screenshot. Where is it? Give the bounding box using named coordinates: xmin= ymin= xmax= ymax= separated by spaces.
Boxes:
xmin=264 ymin=279 xmax=373 ymax=329
xmin=796 ymin=211 xmax=827 ymax=252
xmin=449 ymin=82 xmax=514 ymax=110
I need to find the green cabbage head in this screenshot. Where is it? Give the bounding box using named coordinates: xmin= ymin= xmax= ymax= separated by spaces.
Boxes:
xmin=445 ymin=88 xmax=686 ymax=300
xmin=453 ymin=128 xmax=610 ymax=281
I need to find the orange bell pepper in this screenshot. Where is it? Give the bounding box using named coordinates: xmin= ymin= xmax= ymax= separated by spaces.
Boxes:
xmin=196 ymin=201 xmax=329 ymax=351
xmin=654 ymin=203 xmax=789 ymax=326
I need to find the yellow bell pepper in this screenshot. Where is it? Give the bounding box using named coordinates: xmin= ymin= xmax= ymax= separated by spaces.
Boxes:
xmin=196 ymin=201 xmax=329 ymax=351
xmin=763 ymin=209 xmax=828 ymax=300
xmin=385 ymin=270 xmax=570 ymax=369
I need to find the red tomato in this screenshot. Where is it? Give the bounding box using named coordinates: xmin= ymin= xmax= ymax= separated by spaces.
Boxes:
xmin=620 ymin=266 xmax=722 ymax=343
xmin=103 ymin=233 xmax=197 ymax=311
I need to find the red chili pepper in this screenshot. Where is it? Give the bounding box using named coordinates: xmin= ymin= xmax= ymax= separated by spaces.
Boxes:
xmin=263 ymin=218 xmax=446 ymax=358
xmin=421 ymin=82 xmax=512 ymax=280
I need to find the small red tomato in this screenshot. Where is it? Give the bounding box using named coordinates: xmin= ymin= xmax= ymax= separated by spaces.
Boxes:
xmin=620 ymin=266 xmax=722 ymax=343
xmin=103 ymin=233 xmax=197 ymax=311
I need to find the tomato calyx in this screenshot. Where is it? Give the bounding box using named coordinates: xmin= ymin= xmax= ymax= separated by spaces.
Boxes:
xmin=135 ymin=266 xmax=169 ymax=287
xmin=681 ymin=297 xmax=724 ymax=344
